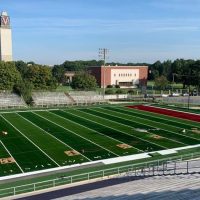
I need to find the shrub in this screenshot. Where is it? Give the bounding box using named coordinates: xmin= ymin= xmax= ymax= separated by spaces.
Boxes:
xmin=105 ymin=89 xmax=115 ymax=94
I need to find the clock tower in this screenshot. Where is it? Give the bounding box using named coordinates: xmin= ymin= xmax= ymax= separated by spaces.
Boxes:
xmin=0 ymin=11 xmax=13 ymax=61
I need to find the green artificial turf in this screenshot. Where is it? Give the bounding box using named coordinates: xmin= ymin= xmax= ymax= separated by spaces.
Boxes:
xmin=97 ymin=107 xmax=200 ymax=144
xmin=18 ymin=111 xmax=113 ymax=161
xmin=0 ymin=115 xmax=57 ymax=176
xmin=3 ymin=113 xmax=86 ymax=166
xmin=0 ymin=104 xmax=199 ymax=181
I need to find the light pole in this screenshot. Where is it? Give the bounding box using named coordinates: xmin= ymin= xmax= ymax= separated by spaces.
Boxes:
xmin=99 ymin=48 xmax=109 ymax=98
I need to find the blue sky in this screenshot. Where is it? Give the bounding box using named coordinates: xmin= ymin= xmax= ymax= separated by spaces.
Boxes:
xmin=1 ymin=0 xmax=200 ymax=64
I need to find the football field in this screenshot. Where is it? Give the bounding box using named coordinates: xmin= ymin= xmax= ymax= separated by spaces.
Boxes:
xmin=0 ymin=105 xmax=200 ymax=178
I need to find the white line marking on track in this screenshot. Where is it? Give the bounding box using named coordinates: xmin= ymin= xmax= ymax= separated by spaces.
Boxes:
xmin=121 ymin=107 xmax=200 ymax=141
xmin=148 ymin=104 xmax=200 ymax=116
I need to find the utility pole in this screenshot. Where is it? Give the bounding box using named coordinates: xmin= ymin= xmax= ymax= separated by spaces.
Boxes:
xmin=187 ymin=69 xmax=191 ymax=110
xmin=172 ymin=73 xmax=176 ymax=95
xmin=99 ymin=48 xmax=109 ymax=98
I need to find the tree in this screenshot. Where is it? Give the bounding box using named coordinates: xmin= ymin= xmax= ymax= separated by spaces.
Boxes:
xmin=162 ymin=60 xmax=172 ymax=80
xmin=25 ymin=64 xmax=57 ymax=89
xmin=52 ymin=65 xmax=65 ymax=84
xmin=0 ymin=61 xmax=22 ymax=90
xmin=61 ymin=60 xmax=103 ymax=72
xmin=149 ymin=61 xmax=162 ymax=80
xmin=154 ymin=75 xmax=169 ymax=90
xmin=13 ymin=81 xmax=33 ymax=104
xmin=15 ymin=60 xmax=29 ymax=78
xmin=71 ymin=72 xmax=97 ymax=90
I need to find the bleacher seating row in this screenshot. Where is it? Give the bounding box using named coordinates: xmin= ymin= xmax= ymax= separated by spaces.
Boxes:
xmin=32 ymin=92 xmax=72 ymax=106
xmin=69 ymin=91 xmax=106 ymax=104
xmin=0 ymin=91 xmax=107 ymax=108
xmin=32 ymin=91 xmax=106 ymax=106
xmin=64 ymin=173 xmax=200 ymax=200
xmin=0 ymin=93 xmax=27 ymax=109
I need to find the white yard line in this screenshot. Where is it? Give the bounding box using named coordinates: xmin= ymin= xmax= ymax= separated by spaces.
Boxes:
xmin=0 ymin=140 xmax=24 ymax=173
xmin=48 ymin=111 xmax=119 ymax=157
xmin=64 ymin=109 xmax=158 ymax=151
xmin=0 ymin=114 xmax=60 ymax=167
xmin=61 ymin=110 xmax=142 ymax=153
xmin=15 ymin=112 xmax=88 ymax=161
xmin=75 ymin=109 xmax=167 ymax=150
xmin=31 ymin=111 xmax=92 ymax=162
xmin=123 ymin=107 xmax=200 ymax=140
xmin=96 ymin=107 xmax=187 ymax=145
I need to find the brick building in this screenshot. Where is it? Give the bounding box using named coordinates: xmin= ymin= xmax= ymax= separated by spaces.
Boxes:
xmin=88 ymin=65 xmax=148 ymax=88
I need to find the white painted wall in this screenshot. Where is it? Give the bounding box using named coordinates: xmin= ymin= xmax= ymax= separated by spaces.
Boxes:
xmin=0 ymin=27 xmax=12 ymax=61
xmin=111 ymin=69 xmax=139 ymax=85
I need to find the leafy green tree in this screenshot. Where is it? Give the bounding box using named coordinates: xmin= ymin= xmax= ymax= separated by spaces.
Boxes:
xmin=25 ymin=64 xmax=57 ymax=89
xmin=15 ymin=61 xmax=29 ymax=78
xmin=61 ymin=60 xmax=103 ymax=72
xmin=52 ymin=65 xmax=65 ymax=83
xmin=154 ymin=75 xmax=169 ymax=90
xmin=13 ymin=81 xmax=33 ymax=104
xmin=0 ymin=61 xmax=22 ymax=90
xmin=71 ymin=72 xmax=97 ymax=90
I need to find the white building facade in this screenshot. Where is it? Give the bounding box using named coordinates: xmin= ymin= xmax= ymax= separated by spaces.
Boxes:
xmin=0 ymin=11 xmax=12 ymax=62
xmin=89 ymin=66 xmax=148 ymax=88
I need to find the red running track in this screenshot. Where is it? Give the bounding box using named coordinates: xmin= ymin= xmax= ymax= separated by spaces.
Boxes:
xmin=127 ymin=105 xmax=200 ymax=123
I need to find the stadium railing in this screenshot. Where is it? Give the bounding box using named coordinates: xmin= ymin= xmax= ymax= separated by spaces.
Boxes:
xmin=0 ymin=151 xmax=200 ymax=198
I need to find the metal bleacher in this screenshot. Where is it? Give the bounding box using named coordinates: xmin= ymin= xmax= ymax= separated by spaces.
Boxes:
xmin=32 ymin=92 xmax=73 ymax=107
xmin=63 ymin=174 xmax=200 ymax=200
xmin=59 ymin=159 xmax=200 ymax=200
xmin=68 ymin=91 xmax=106 ymax=104
xmin=0 ymin=93 xmax=27 ymax=109
xmin=32 ymin=91 xmax=107 ymax=107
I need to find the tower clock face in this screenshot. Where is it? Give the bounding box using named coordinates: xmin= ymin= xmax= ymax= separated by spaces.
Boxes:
xmin=1 ymin=16 xmax=10 ymax=26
